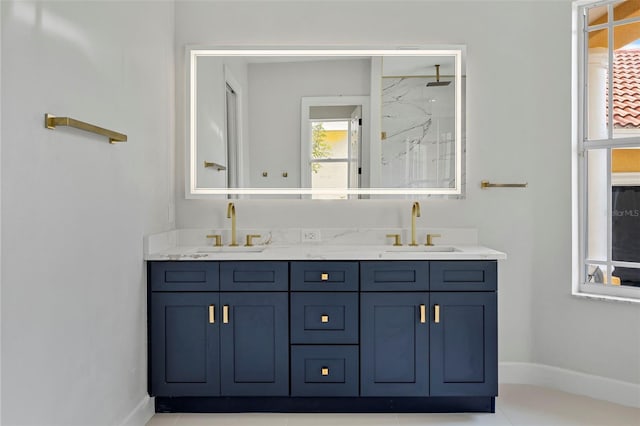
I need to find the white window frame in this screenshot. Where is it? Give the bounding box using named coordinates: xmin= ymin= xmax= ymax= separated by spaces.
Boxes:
xmin=574 ymin=0 xmax=640 ymax=302
xmin=300 ymin=96 xmax=370 ymax=191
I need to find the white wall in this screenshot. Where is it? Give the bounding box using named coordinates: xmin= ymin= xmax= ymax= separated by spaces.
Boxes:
xmin=1 ymin=1 xmax=174 ymax=425
xmin=193 ymin=56 xmax=250 ymax=190
xmin=247 ymin=59 xmax=370 ymax=188
xmin=175 ymin=0 xmax=639 ymax=388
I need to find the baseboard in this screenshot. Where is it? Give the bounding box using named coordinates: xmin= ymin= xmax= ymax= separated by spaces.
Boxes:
xmin=119 ymin=395 xmax=155 ymax=426
xmin=500 ymin=362 xmax=640 ymax=409
xmin=122 ymin=365 xmax=637 ymax=421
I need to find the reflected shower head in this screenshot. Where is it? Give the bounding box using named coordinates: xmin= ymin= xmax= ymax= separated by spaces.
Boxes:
xmin=426 ymin=64 xmax=451 ymax=87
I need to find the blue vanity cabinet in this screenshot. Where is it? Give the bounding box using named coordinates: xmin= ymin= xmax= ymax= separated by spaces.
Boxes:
xmin=290 ymin=261 xmax=359 ymax=397
xmin=220 ymin=292 xmax=289 ymax=396
xmin=149 ymin=261 xmax=289 ymax=398
xmin=360 ymin=292 xmax=430 ymax=396
xmin=429 ymin=260 xmax=498 ymax=397
xmin=360 ymin=260 xmax=498 ymax=400
xmin=218 ymin=262 xmax=290 ymax=396
xmin=429 ymin=291 xmax=498 ymax=396
xmin=149 ymin=292 xmax=220 ymax=397
xmin=360 ymin=261 xmax=431 ymax=396
xmin=149 ymin=259 xmax=499 ymax=413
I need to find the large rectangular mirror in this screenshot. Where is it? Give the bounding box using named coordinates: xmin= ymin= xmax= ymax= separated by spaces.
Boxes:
xmin=187 ymin=48 xmax=465 ymax=198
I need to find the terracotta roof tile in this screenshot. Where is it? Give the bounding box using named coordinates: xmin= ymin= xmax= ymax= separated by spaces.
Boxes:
xmin=613 ymin=49 xmax=640 ymax=128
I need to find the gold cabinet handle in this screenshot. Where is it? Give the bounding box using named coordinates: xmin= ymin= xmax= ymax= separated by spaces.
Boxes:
xmin=434 ymin=304 xmax=440 ymax=323
xmin=209 ymin=305 xmax=215 ymax=324
xmin=321 ymin=315 xmax=329 ymax=323
xmin=223 ymin=305 xmax=229 ymax=324
xmin=321 ymin=273 xmax=329 ymax=281
xmin=321 ymin=367 xmax=329 ymax=376
xmin=420 ymin=304 xmax=426 ymax=323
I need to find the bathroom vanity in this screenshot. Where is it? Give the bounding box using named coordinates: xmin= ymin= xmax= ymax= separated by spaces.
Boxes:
xmin=145 ymin=234 xmax=504 ymax=413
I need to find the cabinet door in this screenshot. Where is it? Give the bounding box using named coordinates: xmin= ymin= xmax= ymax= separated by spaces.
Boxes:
xmin=150 ymin=293 xmax=220 ymax=396
xmin=360 ymin=292 xmax=429 ymax=396
xmin=220 ymin=292 xmax=289 ymax=396
xmin=430 ymin=292 xmax=497 ymax=396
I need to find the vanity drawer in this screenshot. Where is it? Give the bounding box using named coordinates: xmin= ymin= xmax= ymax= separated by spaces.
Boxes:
xmin=430 ymin=261 xmax=497 ymax=292
xmin=291 ymin=345 xmax=359 ymax=397
xmin=291 ymin=261 xmax=359 ymax=291
xmin=360 ymin=261 xmax=429 ymax=291
xmin=291 ymin=293 xmax=358 ymax=344
xmin=220 ymin=262 xmax=288 ymax=291
xmin=149 ymin=261 xmax=219 ymax=292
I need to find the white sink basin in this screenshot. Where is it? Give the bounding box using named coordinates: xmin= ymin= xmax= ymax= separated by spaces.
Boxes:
xmin=384 ymin=246 xmax=459 ymax=253
xmin=195 ymin=246 xmax=266 ymax=253
xmin=380 ymin=246 xmax=461 ymax=259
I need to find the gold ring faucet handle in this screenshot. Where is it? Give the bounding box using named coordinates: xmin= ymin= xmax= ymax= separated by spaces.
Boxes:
xmin=245 ymin=234 xmax=262 ymax=247
xmin=206 ymin=234 xmax=223 ymax=247
xmin=386 ymin=234 xmax=402 ymax=246
xmin=426 ymin=233 xmax=441 ymax=246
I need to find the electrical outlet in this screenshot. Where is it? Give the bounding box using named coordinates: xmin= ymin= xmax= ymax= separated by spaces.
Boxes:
xmin=301 ymin=229 xmax=321 ymax=242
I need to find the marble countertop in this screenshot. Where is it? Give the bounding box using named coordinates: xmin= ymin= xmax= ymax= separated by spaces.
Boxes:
xmin=144 ymin=228 xmax=506 ymax=261
xmin=145 ymin=244 xmax=506 ymax=261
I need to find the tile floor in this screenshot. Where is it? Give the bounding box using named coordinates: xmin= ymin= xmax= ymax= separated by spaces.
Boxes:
xmin=146 ymin=384 xmax=640 ymax=426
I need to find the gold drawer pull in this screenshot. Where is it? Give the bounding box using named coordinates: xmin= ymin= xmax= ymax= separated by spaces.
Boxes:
xmin=321 ymin=315 xmax=329 ymax=323
xmin=434 ymin=304 xmax=440 ymax=323
xmin=209 ymin=305 xmax=215 ymax=324
xmin=321 ymin=367 xmax=329 ymax=376
xmin=321 ymin=273 xmax=329 ymax=281
xmin=223 ymin=305 xmax=229 ymax=324
xmin=419 ymin=304 xmax=426 ymax=324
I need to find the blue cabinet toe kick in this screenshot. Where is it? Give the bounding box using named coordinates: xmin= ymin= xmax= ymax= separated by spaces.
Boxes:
xmin=154 ymin=396 xmax=496 ymax=413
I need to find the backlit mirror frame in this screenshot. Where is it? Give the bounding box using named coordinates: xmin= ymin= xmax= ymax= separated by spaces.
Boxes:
xmin=187 ymin=47 xmax=464 ymax=197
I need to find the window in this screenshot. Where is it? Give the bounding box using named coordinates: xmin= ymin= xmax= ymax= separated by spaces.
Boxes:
xmin=300 ymin=97 xmax=367 ymax=200
xmin=576 ymin=0 xmax=640 ymax=301
xmin=310 ymin=120 xmax=351 ymax=199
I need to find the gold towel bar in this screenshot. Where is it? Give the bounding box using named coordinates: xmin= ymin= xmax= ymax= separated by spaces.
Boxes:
xmin=45 ymin=113 xmax=127 ymax=144
xmin=481 ymin=180 xmax=528 ymax=189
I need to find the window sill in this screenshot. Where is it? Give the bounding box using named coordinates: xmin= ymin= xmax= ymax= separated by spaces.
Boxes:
xmin=573 ymin=286 xmax=640 ymax=304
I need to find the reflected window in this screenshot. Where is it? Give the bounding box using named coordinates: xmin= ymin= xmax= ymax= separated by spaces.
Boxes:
xmin=310 ymin=121 xmax=349 ymax=199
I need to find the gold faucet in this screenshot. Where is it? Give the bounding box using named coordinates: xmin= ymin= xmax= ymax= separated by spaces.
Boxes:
xmin=227 ymin=202 xmax=238 ymax=246
xmin=409 ymin=201 xmax=421 ymax=246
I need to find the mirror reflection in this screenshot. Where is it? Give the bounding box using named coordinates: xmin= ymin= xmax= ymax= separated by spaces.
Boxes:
xmin=187 ymin=49 xmax=464 ymax=197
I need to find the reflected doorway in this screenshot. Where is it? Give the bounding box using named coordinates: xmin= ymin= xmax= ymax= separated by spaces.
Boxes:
xmin=301 ymin=96 xmax=369 ymax=199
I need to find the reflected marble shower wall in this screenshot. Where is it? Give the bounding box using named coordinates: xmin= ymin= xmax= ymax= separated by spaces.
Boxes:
xmin=381 ymin=77 xmax=456 ymax=188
